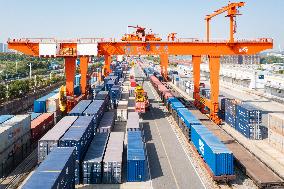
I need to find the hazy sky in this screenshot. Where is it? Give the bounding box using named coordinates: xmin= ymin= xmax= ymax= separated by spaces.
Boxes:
xmin=1 ymin=0 xmax=283 ymax=51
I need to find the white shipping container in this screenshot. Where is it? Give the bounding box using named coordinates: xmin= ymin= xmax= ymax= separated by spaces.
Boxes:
xmin=116 ymin=101 xmax=128 ymax=121
xmin=268 ymin=113 xmax=284 ymax=136
xmin=268 ymin=130 xmax=284 ymax=152
xmin=46 ymin=93 xmax=59 ymax=113
xmin=0 ymin=115 xmax=31 ymax=153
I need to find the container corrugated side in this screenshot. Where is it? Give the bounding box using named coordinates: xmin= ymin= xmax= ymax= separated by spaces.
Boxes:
xmin=31 ymin=113 xmax=54 ymax=143
xmin=0 ymin=115 xmax=31 ymax=153
xmin=191 ymin=124 xmax=234 ymax=176
xmin=84 ymin=100 xmax=105 ymax=124
xmin=68 ymin=100 xmax=92 ymax=116
xmin=103 ymin=132 xmax=124 ymax=184
xmin=83 ymin=133 xmax=109 ymax=184
xmin=22 ymin=147 xmax=75 ymax=189
xmin=97 ymin=112 xmax=115 ymax=133
xmin=38 ymin=116 xmax=77 ymax=163
xmin=30 ymin=113 xmax=42 ymax=121
xmin=59 ymin=116 xmax=94 ymax=184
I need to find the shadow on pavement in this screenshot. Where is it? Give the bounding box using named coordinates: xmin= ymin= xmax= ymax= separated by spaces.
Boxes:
xmin=146 ymin=143 xmax=163 ymax=179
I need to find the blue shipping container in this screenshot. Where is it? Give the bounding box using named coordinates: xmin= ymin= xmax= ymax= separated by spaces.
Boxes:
xmin=127 ymin=131 xmax=146 ymax=182
xmin=69 ymin=100 xmax=92 ymax=116
xmin=22 ymin=147 xmax=75 ymax=189
xmin=34 ymin=92 xmax=56 ymax=113
xmin=191 ymin=124 xmax=234 ymax=176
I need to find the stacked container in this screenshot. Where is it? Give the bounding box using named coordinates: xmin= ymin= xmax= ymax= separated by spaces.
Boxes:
xmin=235 ymin=103 xmax=262 ymax=139
xmin=94 ymin=91 xmax=110 ymax=109
xmin=201 ymin=88 xmax=211 ymax=99
xmin=38 ymin=116 xmax=77 ymax=163
xmin=103 ymin=132 xmax=124 ymax=184
xmin=128 ymin=97 xmax=136 ymax=113
xmin=117 ymin=101 xmax=128 ymax=121
xmin=59 ymin=116 xmax=94 ymax=184
xmin=34 ymin=92 xmax=57 ymax=113
xmin=83 ymin=133 xmax=109 ymax=184
xmin=126 ymin=112 xmax=141 ymax=131
xmin=268 ymin=113 xmax=284 ymax=152
xmin=191 ymin=124 xmax=234 ymax=176
xmin=22 ymin=147 xmax=75 ymax=189
xmin=46 ymin=93 xmax=59 ymax=113
xmin=31 ymin=113 xmax=54 ymax=144
xmin=84 ymin=100 xmax=106 ymax=125
xmin=0 ymin=115 xmax=14 ymax=124
xmin=69 ymin=100 xmax=92 ymax=116
xmin=0 ymin=115 xmax=31 ymax=178
xmin=96 ymin=112 xmax=115 ymax=133
xmin=30 ymin=113 xmax=41 ymax=121
xmin=224 ymin=98 xmax=237 ymax=128
xmin=127 ymin=131 xmax=146 ymax=182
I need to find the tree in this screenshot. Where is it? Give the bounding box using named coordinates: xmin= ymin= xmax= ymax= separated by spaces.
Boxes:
xmin=0 ymin=84 xmax=6 ymax=100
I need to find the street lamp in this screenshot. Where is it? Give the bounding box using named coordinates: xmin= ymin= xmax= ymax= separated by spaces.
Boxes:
xmin=27 ymin=62 xmax=32 ymax=79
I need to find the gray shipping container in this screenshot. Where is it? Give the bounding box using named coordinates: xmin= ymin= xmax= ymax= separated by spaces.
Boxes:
xmin=116 ymin=101 xmax=128 ymax=121
xmin=126 ymin=112 xmax=141 ymax=131
xmin=128 ymin=97 xmax=136 ymax=113
xmin=82 ymin=133 xmax=109 ymax=184
xmin=0 ymin=115 xmax=31 ymax=154
xmin=69 ymin=100 xmax=92 ymax=116
xmin=97 ymin=112 xmax=115 ymax=133
xmin=38 ymin=116 xmax=78 ymax=163
xmin=103 ymin=132 xmax=124 ymax=184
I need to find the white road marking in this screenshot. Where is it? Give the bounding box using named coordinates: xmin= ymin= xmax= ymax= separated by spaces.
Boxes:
xmin=146 ymin=80 xmax=207 ymax=189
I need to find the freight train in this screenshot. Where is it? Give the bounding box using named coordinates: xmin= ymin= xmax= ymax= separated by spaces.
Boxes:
xmin=149 ymin=75 xmax=235 ymax=181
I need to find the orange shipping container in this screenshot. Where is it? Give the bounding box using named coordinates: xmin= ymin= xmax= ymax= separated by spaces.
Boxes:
xmin=31 ymin=113 xmax=54 ymax=143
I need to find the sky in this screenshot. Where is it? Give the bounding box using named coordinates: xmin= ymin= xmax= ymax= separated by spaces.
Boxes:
xmin=0 ymin=0 xmax=283 ymax=51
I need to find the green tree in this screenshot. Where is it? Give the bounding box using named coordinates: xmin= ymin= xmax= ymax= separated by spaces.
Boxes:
xmin=0 ymin=84 xmax=6 ymax=100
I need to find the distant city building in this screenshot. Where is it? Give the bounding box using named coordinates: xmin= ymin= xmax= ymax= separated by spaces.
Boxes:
xmin=220 ymin=54 xmax=260 ymax=64
xmin=0 ymin=43 xmax=10 ymax=53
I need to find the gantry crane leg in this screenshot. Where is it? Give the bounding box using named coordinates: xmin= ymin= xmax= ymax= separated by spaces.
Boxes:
xmin=192 ymin=55 xmax=201 ymax=106
xmin=104 ymin=55 xmax=111 ymax=76
xmin=79 ymin=56 xmax=88 ymax=95
xmin=64 ymin=57 xmax=76 ymax=112
xmin=160 ymin=54 xmax=168 ymax=81
xmin=209 ymin=55 xmax=222 ymax=125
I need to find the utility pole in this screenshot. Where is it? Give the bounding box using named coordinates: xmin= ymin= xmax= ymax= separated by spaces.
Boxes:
xmin=27 ymin=62 xmax=32 ymax=79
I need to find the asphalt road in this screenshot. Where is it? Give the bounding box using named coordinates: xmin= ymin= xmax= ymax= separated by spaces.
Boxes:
xmin=134 ymin=66 xmax=206 ymax=189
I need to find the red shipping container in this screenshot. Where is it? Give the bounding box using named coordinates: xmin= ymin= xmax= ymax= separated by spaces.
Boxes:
xmin=130 ymin=79 xmax=137 ymax=87
xmin=31 ymin=113 xmax=54 ymax=143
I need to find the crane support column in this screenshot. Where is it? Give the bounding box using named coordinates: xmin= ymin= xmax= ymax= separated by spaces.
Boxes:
xmin=65 ymin=57 xmax=76 ymax=97
xmin=104 ymin=54 xmax=111 ymax=76
xmin=206 ymin=20 xmax=210 ymax=42
xmin=209 ymin=55 xmax=221 ymax=125
xmin=230 ymin=16 xmax=234 ymax=43
xmin=192 ymin=55 xmax=201 ymax=106
xmin=160 ymin=54 xmax=168 ymax=80
xmin=79 ymin=56 xmax=88 ymax=95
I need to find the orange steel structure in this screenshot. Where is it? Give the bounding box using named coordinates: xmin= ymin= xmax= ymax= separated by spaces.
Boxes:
xmin=205 ymin=2 xmax=245 ymax=42
xmin=7 ymin=2 xmax=273 ymax=124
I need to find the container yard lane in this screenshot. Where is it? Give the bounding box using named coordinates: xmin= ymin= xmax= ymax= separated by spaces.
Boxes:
xmin=134 ymin=66 xmax=206 ymax=189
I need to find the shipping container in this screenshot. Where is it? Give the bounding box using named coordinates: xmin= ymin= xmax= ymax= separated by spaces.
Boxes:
xmin=0 ymin=115 xmax=31 ymax=153
xmin=34 ymin=92 xmax=57 ymax=113
xmin=46 ymin=93 xmax=59 ymax=113
xmin=31 ymin=113 xmax=54 ymax=144
xmin=84 ymin=100 xmax=106 ymax=125
xmin=74 ymin=85 xmax=81 ymax=96
xmin=177 ymin=108 xmax=202 ymax=140
xmin=59 ymin=116 xmax=94 ymax=184
xmin=83 ymin=133 xmax=109 ymax=184
xmin=128 ymin=97 xmax=136 ymax=112
xmin=268 ymin=113 xmax=284 ymax=136
xmin=117 ymin=100 xmax=128 ymax=121
xmin=268 ymin=130 xmax=284 ymax=152
xmin=127 ymin=131 xmax=146 ymax=182
xmin=0 ymin=115 xmax=14 ymax=124
xmin=191 ymin=124 xmax=234 ymax=176
xmin=126 ymin=112 xmax=141 ymax=131
xmin=103 ymin=132 xmax=124 ymax=184
xmin=30 ymin=113 xmax=41 ymax=121
xmin=166 ymin=97 xmax=180 ymax=113
xmin=97 ymin=112 xmax=115 ymax=133
xmin=38 ymin=116 xmax=77 ymax=163
xmin=69 ymin=100 xmax=92 ymax=116
xmin=22 ymin=147 xmax=76 ymax=189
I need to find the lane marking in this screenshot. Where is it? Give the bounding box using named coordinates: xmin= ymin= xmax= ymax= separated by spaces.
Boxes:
xmin=146 ymin=80 xmax=207 ymax=189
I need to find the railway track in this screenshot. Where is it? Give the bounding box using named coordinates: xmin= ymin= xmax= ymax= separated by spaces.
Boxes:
xmin=0 ymin=149 xmax=37 ymax=189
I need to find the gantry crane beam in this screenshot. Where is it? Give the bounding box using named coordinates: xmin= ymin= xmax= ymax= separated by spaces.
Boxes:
xmin=8 ymin=38 xmax=273 ymax=123
xmin=205 ymin=2 xmax=245 ymax=42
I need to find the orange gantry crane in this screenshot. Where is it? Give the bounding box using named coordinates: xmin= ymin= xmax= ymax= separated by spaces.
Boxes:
xmin=205 ymin=1 xmax=245 ymax=42
xmin=122 ymin=25 xmax=162 ymax=41
xmin=7 ymin=2 xmax=273 ymax=124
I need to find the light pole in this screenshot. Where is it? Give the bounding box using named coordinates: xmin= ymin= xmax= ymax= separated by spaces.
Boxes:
xmin=27 ymin=62 xmax=32 ymax=79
